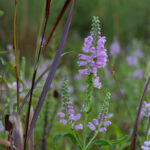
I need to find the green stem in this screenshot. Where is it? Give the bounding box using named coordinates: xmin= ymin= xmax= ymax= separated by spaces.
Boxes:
xmin=85 ymin=131 xmax=98 ymax=150
xmin=71 ymin=130 xmax=82 ymax=149
xmin=85 ymin=111 xmax=105 ymax=150
xmin=83 ymin=112 xmax=88 ymax=150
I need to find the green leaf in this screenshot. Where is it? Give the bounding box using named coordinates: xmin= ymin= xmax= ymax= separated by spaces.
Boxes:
xmin=111 ymin=123 xmax=123 ymax=137
xmin=52 ymin=133 xmax=77 ymax=145
xmin=92 ymin=135 xmax=129 ymax=147
xmin=0 ymin=10 xmax=4 ymax=16
xmin=0 ymin=51 xmax=8 ymax=54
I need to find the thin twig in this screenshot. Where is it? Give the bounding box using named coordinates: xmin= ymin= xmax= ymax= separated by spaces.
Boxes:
xmin=13 ymin=0 xmax=19 ymax=111
xmin=131 ymin=75 xmax=150 ymax=150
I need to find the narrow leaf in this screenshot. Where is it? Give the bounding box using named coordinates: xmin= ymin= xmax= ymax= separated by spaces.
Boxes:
xmin=52 ymin=133 xmax=77 ymax=145
xmin=43 ymin=0 xmax=71 ymax=54
xmin=93 ymin=135 xmax=129 ymax=147
xmin=0 ymin=51 xmax=8 ymax=54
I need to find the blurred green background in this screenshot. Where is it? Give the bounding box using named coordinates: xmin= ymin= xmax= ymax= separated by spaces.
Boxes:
xmin=0 ymin=0 xmax=150 ymax=63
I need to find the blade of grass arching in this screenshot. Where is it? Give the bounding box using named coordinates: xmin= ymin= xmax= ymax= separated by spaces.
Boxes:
xmin=13 ymin=0 xmax=20 ymax=111
xmin=24 ymin=1 xmax=52 ymax=149
xmin=43 ymin=0 xmax=71 ymax=54
xmin=131 ymin=75 xmax=150 ymax=150
xmin=26 ymin=0 xmax=76 ymax=141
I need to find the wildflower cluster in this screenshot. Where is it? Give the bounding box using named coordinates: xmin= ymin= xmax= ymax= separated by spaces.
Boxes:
xmin=57 ymin=101 xmax=83 ymax=130
xmin=88 ymin=91 xmax=111 ymax=132
xmin=88 ymin=112 xmax=111 ymax=132
xmin=141 ymin=141 xmax=150 ymax=150
xmin=57 ymin=81 xmax=83 ymax=130
xmin=140 ymin=101 xmax=150 ymax=118
xmin=77 ymin=16 xmax=108 ymax=89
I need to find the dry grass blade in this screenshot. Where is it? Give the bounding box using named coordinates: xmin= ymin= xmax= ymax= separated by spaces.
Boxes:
xmin=43 ymin=0 xmax=71 ymax=54
xmin=26 ymin=0 xmax=76 ymax=141
xmin=28 ymin=107 xmax=34 ymax=150
xmin=131 ymin=75 xmax=150 ymax=150
xmin=12 ymin=114 xmax=23 ymax=150
xmin=46 ymin=0 xmax=51 ymax=20
xmin=0 ymin=140 xmax=18 ymax=150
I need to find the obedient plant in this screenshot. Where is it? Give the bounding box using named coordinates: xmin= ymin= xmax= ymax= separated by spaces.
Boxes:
xmin=57 ymin=17 xmax=111 ymax=150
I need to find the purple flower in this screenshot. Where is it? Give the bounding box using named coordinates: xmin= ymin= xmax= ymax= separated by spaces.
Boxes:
xmin=141 ymin=146 xmax=150 ymax=150
xmin=133 ymin=69 xmax=143 ymax=79
xmin=77 ymin=61 xmax=88 ymax=66
xmin=133 ymin=49 xmax=143 ymax=58
xmin=93 ymin=119 xmax=99 ymax=126
xmin=144 ymin=141 xmax=150 ymax=146
xmin=79 ymin=85 xmax=86 ymax=91
xmin=98 ymin=113 xmax=102 ymax=120
xmin=141 ymin=140 xmax=150 ymax=150
xmin=57 ymin=112 xmax=65 ymax=118
xmin=68 ymin=86 xmax=74 ymax=93
xmin=7 ymin=44 xmax=13 ymax=51
xmin=60 ymin=119 xmax=67 ymax=124
xmin=61 ymin=107 xmax=65 ymax=111
xmin=79 ymin=69 xmax=90 ymax=75
xmin=93 ymin=76 xmax=101 ymax=89
xmin=88 ymin=122 xmax=96 ymax=131
xmin=103 ymin=121 xmax=111 ymax=127
xmin=77 ymin=19 xmax=108 ymax=89
xmin=74 ymin=124 xmax=83 ymax=130
xmin=99 ymin=127 xmax=107 ymax=132
xmin=68 ymin=108 xmax=74 ymax=114
xmin=73 ymin=114 xmax=81 ymax=121
xmin=74 ymin=74 xmax=82 ymax=80
xmin=110 ymin=40 xmax=120 ymax=55
xmin=69 ymin=114 xmax=75 ymax=120
xmin=126 ymin=56 xmax=138 ymax=66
